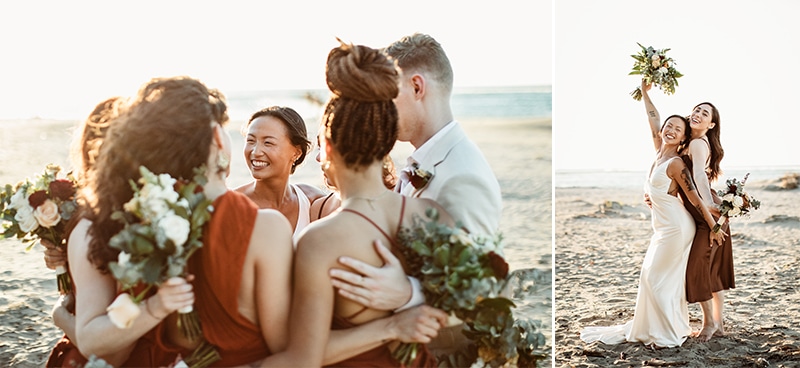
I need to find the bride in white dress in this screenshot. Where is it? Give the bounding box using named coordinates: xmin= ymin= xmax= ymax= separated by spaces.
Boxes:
xmin=581 ymin=115 xmax=725 ymax=348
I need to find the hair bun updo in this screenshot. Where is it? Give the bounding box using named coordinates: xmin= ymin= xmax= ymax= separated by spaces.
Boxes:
xmin=325 ymin=39 xmax=399 ymax=102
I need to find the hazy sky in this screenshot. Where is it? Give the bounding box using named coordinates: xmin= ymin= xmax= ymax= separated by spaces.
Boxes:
xmin=0 ymin=0 xmax=551 ymax=120
xmin=554 ymin=0 xmax=800 ymax=172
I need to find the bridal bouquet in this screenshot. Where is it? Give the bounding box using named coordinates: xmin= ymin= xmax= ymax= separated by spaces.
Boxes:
xmin=713 ymin=173 xmax=761 ymax=232
xmin=629 ymin=42 xmax=683 ymax=101
xmin=0 ymin=164 xmax=78 ymax=294
xmin=394 ymin=209 xmax=525 ymax=367
xmin=105 ymin=165 xmax=218 ymax=366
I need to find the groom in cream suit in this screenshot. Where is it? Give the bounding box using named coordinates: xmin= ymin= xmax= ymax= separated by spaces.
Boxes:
xmin=391 ymin=33 xmax=502 ymax=235
xmin=329 ymin=33 xmax=503 ymax=357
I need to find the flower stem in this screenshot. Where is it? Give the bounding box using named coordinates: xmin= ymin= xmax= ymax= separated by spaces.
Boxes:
xmin=183 ymin=340 xmax=220 ymax=368
xmin=178 ymin=309 xmax=203 ymax=342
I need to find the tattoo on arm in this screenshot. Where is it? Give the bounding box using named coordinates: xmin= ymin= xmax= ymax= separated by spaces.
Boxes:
xmin=680 ymin=167 xmax=696 ymax=193
xmin=648 ymin=110 xmax=657 ymax=118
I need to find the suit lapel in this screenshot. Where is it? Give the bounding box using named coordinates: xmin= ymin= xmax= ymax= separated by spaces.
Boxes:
xmin=410 ymin=122 xmax=467 ymax=197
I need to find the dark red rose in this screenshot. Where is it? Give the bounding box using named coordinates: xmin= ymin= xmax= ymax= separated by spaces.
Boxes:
xmin=28 ymin=190 xmax=49 ymax=208
xmin=487 ymin=251 xmax=509 ymax=279
xmin=409 ymin=174 xmax=426 ymax=189
xmin=49 ymin=179 xmax=76 ymax=201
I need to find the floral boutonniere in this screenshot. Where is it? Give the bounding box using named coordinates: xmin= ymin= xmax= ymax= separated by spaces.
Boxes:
xmin=408 ymin=163 xmax=432 ymax=190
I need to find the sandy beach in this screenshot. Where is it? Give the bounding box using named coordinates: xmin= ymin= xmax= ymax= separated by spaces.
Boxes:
xmin=0 ymin=115 xmax=551 ymax=366
xmin=555 ymin=176 xmax=800 ymax=367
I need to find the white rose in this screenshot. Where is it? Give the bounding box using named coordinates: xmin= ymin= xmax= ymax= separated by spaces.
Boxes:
xmin=117 ymin=251 xmax=131 ymax=267
xmin=106 ymin=293 xmax=140 ymax=329
xmin=651 ymin=54 xmax=661 ymax=68
xmin=722 ymin=193 xmax=735 ymax=202
xmin=159 ymin=212 xmax=190 ymax=252
xmin=449 ymin=229 xmax=473 ymax=246
xmin=33 ymin=199 xmax=61 ymax=228
xmin=728 ymin=207 xmax=741 ymax=217
xmin=9 ymin=189 xmax=28 ymax=210
xmin=143 ymin=197 xmax=170 ymax=220
xmin=14 ymin=205 xmax=39 ymax=233
xmin=733 ymin=195 xmax=744 ymax=208
xmin=157 ymin=174 xmax=177 ymax=189
xmin=659 ymin=67 xmax=668 ymax=75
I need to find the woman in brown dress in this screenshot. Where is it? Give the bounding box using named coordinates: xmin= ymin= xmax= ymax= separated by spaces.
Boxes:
xmin=642 ymin=82 xmax=733 ymax=341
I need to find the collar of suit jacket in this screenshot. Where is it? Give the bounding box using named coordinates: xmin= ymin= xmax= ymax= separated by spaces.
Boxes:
xmin=408 ymin=120 xmax=466 ymax=172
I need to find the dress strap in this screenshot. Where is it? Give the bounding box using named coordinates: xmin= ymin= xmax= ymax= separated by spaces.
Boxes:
xmin=397 ymin=196 xmax=406 ymax=237
xmin=341 ymin=305 xmax=371 ymax=321
xmin=316 ymin=192 xmax=336 ymax=220
xmin=338 ymin=198 xmax=405 ymax=322
xmin=339 ymin=209 xmax=396 ymax=247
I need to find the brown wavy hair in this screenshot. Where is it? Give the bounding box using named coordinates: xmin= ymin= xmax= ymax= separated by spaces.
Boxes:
xmin=246 ymin=106 xmax=310 ymax=174
xmin=322 ymin=40 xmax=399 ymax=169
xmin=85 ymin=76 xmax=228 ymax=272
xmin=693 ymin=102 xmax=724 ymax=182
xmin=70 ymin=96 xmax=125 ymax=184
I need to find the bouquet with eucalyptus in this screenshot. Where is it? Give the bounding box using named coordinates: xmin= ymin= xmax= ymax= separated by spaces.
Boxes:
xmin=394 ymin=208 xmax=525 ymax=367
xmin=713 ymin=173 xmax=761 ymax=232
xmin=629 ymin=42 xmax=683 ymax=100
xmin=105 ymin=165 xmax=219 ymax=367
xmin=0 ymin=164 xmax=79 ymax=294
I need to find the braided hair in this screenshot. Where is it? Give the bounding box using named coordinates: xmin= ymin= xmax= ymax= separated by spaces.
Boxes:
xmin=322 ymin=40 xmax=399 ymax=170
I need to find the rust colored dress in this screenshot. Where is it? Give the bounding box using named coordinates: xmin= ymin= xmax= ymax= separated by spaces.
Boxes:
xmin=46 ymin=285 xmax=178 ymax=367
xmin=325 ymin=197 xmax=436 ymax=368
xmin=180 ymin=190 xmax=272 ymax=366
xmin=680 ymin=156 xmax=735 ymax=303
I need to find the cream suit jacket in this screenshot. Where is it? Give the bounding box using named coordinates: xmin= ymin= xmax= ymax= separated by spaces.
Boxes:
xmin=401 ymin=122 xmax=502 ymax=236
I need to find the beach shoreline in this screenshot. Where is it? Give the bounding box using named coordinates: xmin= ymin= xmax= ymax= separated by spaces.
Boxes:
xmin=555 ymin=178 xmax=800 ymax=367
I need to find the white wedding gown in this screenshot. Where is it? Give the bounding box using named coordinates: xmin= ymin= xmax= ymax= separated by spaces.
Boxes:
xmin=581 ymin=157 xmax=694 ymax=347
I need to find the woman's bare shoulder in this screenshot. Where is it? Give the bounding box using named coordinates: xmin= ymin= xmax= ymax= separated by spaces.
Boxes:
xmin=296 ymin=183 xmax=329 ymax=201
xmin=233 ymin=181 xmax=254 ymax=193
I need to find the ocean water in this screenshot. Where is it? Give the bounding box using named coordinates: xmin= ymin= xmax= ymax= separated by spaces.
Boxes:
xmin=224 ymin=86 xmax=552 ymax=123
xmin=555 ymin=166 xmax=800 ymax=190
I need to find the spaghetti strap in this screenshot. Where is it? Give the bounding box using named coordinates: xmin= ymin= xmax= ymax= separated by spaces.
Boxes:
xmin=317 ymin=192 xmax=335 ymax=220
xmin=342 ymin=305 xmax=371 ymax=321
xmin=339 ymin=209 xmax=396 ymax=247
xmin=337 ymin=197 xmax=406 ymax=321
xmin=397 ymin=196 xmax=406 ymax=236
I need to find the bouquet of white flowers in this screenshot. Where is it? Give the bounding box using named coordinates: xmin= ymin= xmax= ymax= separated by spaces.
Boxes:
xmin=0 ymin=164 xmax=79 ymax=294
xmin=106 ymin=165 xmax=218 ymax=367
xmin=629 ymin=43 xmax=683 ymax=101
xmin=713 ymin=173 xmax=761 ymax=232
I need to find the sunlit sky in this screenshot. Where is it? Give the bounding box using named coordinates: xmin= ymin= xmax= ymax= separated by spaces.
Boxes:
xmin=554 ymin=0 xmax=800 ymax=172
xmin=0 ymin=0 xmax=551 ymax=120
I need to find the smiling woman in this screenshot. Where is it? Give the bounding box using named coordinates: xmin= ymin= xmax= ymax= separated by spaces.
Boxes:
xmin=234 ymin=106 xmax=340 ymax=241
